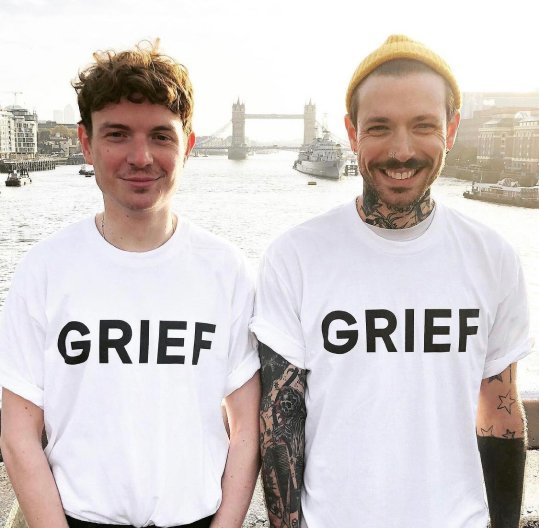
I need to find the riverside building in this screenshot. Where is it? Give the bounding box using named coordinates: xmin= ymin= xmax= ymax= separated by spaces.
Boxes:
xmin=0 ymin=106 xmax=38 ymax=158
xmin=478 ymin=110 xmax=539 ymax=174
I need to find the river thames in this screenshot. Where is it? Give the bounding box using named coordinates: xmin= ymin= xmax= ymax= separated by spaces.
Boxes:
xmin=0 ymin=152 xmax=537 ymax=393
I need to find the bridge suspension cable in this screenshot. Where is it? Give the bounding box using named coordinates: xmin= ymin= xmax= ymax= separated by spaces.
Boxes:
xmin=195 ymin=121 xmax=232 ymax=147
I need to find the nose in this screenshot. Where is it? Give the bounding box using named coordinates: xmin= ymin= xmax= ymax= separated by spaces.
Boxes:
xmin=126 ymin=137 xmax=153 ymax=168
xmin=390 ymin=128 xmax=416 ymax=162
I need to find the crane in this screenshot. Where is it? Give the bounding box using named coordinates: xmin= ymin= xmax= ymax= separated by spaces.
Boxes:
xmin=0 ymin=91 xmax=23 ymax=106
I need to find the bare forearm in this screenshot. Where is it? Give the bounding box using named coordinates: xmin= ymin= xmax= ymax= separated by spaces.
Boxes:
xmin=2 ymin=439 xmax=67 ymax=528
xmin=211 ymin=374 xmax=261 ymax=528
xmin=259 ymin=343 xmax=306 ymax=528
xmin=211 ymin=433 xmax=260 ymax=528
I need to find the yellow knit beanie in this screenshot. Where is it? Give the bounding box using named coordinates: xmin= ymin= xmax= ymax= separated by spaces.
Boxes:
xmin=345 ymin=34 xmax=461 ymax=114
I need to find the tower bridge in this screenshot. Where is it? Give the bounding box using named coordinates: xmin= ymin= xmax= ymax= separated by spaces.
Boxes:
xmin=193 ymin=99 xmax=317 ymax=159
xmin=229 ymin=99 xmax=316 ymax=159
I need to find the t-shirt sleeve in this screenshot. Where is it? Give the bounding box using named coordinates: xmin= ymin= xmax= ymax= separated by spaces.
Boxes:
xmin=250 ymin=247 xmax=307 ymax=370
xmin=0 ymin=257 xmax=46 ymax=408
xmin=483 ymin=249 xmax=533 ymax=378
xmin=224 ymin=256 xmax=260 ymax=396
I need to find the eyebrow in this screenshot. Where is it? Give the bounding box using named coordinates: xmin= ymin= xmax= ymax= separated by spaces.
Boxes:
xmin=151 ymin=125 xmax=178 ymax=134
xmin=98 ymin=123 xmax=130 ymax=132
xmin=362 ymin=114 xmax=442 ymax=125
xmin=363 ymin=117 xmax=390 ymax=125
xmin=412 ymin=114 xmax=441 ymax=122
xmin=97 ymin=123 xmax=179 ymax=134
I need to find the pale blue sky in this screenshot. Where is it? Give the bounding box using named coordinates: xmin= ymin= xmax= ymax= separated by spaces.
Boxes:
xmin=2 ymin=0 xmax=538 ymax=141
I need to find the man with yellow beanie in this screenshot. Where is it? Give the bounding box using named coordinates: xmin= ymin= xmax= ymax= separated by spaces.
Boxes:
xmin=251 ymin=35 xmax=531 ymax=528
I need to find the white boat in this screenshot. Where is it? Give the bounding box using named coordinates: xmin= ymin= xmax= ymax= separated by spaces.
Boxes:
xmin=5 ymin=168 xmax=32 ymax=187
xmin=463 ymin=177 xmax=539 ymax=209
xmin=79 ymin=164 xmax=95 ymax=176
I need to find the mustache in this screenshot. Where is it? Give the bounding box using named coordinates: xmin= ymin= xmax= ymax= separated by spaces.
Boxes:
xmin=370 ymin=158 xmax=430 ymax=171
xmin=118 ymin=167 xmax=167 ymax=179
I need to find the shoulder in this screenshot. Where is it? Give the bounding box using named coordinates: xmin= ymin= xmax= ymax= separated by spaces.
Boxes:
xmin=16 ymin=218 xmax=91 ymax=271
xmin=440 ymin=204 xmax=517 ymax=255
xmin=438 ymin=204 xmax=523 ymax=286
xmin=186 ymin=219 xmax=245 ymax=258
xmin=265 ymin=201 xmax=353 ymax=261
xmin=8 ymin=218 xmax=92 ymax=295
xmin=183 ymin=218 xmax=251 ymax=275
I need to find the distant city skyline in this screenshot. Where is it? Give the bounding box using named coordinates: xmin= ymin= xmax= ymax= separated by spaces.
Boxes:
xmin=51 ymin=104 xmax=76 ymax=125
xmin=2 ymin=0 xmax=539 ymax=141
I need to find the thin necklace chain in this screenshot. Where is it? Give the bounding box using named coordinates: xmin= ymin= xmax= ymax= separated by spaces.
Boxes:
xmin=100 ymin=213 xmax=176 ymax=245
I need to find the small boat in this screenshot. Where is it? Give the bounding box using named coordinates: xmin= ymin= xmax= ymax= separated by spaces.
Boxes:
xmin=463 ymin=178 xmax=539 ymax=209
xmin=5 ymin=168 xmax=32 ymax=187
xmin=79 ymin=164 xmax=95 ymax=176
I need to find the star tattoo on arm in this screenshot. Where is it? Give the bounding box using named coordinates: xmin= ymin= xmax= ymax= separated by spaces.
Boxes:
xmin=502 ymin=429 xmax=516 ymax=439
xmin=480 ymin=425 xmax=494 ymax=437
xmin=487 ymin=373 xmax=503 ymax=383
xmin=477 ymin=363 xmax=526 ymax=527
xmin=497 ymin=391 xmax=516 ymax=414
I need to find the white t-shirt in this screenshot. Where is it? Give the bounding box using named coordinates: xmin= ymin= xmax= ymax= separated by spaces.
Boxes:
xmin=251 ymin=199 xmax=532 ymax=528
xmin=0 ymin=216 xmax=260 ymax=527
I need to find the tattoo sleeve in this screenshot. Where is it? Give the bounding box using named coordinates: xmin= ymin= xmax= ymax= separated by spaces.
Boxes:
xmin=476 ymin=363 xmax=527 ymax=528
xmin=259 ymin=342 xmax=307 ymax=528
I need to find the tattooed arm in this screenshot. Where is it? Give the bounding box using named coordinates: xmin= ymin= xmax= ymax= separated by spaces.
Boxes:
xmin=259 ymin=343 xmax=307 ymax=528
xmin=476 ymin=363 xmax=527 ymax=528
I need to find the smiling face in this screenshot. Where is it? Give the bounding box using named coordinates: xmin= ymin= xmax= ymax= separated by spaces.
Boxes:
xmin=78 ymin=99 xmax=195 ymax=217
xmin=345 ymin=71 xmax=460 ymax=212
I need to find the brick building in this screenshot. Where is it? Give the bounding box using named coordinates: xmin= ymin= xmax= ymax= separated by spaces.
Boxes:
xmin=476 ymin=110 xmax=539 ymax=174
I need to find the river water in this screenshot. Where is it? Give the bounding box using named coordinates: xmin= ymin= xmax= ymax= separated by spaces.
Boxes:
xmin=0 ymin=152 xmax=537 ymax=393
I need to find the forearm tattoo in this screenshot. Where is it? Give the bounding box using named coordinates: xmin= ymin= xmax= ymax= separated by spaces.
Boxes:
xmin=360 ymin=187 xmax=434 ymax=228
xmin=477 ymin=363 xmax=527 ymax=527
xmin=259 ymin=343 xmax=307 ymax=528
xmin=477 ymin=364 xmax=526 ymax=439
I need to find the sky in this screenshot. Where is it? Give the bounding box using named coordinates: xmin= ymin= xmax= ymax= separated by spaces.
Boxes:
xmin=2 ymin=0 xmax=539 ymax=142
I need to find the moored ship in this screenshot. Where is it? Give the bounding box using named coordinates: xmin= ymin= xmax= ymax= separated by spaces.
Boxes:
xmin=463 ymin=178 xmax=539 ymax=209
xmin=293 ymin=131 xmax=346 ymax=180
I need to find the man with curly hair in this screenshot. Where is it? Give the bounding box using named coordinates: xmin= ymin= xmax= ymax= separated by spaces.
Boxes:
xmin=0 ymin=41 xmax=260 ymax=528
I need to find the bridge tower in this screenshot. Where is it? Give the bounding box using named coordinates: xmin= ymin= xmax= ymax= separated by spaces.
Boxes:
xmin=303 ymin=100 xmax=316 ymax=145
xmin=228 ymin=99 xmax=248 ymax=160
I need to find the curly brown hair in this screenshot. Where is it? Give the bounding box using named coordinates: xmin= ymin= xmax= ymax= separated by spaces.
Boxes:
xmin=73 ymin=39 xmax=194 ymax=137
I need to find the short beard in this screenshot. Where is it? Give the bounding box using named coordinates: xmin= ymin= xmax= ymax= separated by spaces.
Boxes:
xmin=359 ymin=153 xmax=443 ymax=213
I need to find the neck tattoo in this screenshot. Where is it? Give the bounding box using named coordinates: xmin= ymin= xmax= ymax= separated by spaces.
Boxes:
xmin=100 ymin=213 xmax=176 ymax=245
xmin=356 ymin=189 xmax=434 ymax=229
